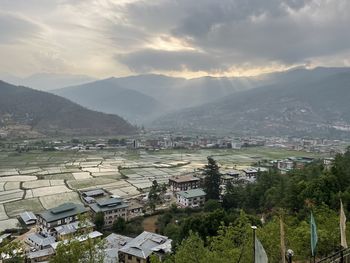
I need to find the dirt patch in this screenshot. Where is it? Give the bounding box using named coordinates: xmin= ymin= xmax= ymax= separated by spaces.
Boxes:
xmin=142 ymin=215 xmax=159 ymax=233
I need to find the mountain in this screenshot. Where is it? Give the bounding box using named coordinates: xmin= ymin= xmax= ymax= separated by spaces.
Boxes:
xmin=54 ymin=74 xmax=256 ymax=124
xmin=0 ymin=80 xmax=136 ymax=137
xmin=153 ymin=68 xmax=350 ymax=138
xmin=54 ymin=79 xmax=164 ymax=124
xmin=0 ymin=73 xmax=96 ymax=91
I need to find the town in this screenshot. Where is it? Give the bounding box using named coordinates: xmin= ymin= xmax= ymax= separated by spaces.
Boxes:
xmin=0 ymin=135 xmax=340 ymax=262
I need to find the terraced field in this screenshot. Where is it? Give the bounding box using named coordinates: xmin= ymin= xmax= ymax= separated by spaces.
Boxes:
xmin=0 ymin=147 xmax=322 ymax=231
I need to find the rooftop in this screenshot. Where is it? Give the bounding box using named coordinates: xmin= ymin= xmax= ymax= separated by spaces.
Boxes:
xmin=119 ymin=231 xmax=172 ymax=259
xmin=82 ymin=189 xmax=106 ymax=197
xmin=19 ymin=211 xmax=37 ymax=225
xmin=27 ymin=233 xmax=56 ymax=247
xmin=89 ymin=197 xmax=128 ymax=213
xmin=169 ymin=175 xmax=200 ymax=183
xmin=177 ymin=188 xmax=206 ymax=199
xmin=37 ymin=203 xmax=89 ymax=223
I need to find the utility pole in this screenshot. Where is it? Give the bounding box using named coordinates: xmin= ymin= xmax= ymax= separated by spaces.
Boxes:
xmin=251 ymin=225 xmax=257 ymax=263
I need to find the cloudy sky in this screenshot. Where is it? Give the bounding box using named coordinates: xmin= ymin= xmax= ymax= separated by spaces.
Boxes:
xmin=0 ymin=0 xmax=350 ymax=79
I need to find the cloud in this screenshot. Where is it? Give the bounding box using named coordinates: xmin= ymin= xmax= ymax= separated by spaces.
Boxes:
xmin=0 ymin=0 xmax=350 ymax=77
xmin=0 ymin=12 xmax=43 ymax=44
xmin=118 ymin=49 xmax=232 ymax=72
xmin=116 ymin=0 xmax=350 ymax=73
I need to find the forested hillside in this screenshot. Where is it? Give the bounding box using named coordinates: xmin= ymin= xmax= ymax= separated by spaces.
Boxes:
xmin=0 ymin=80 xmax=136 ymax=136
xmin=151 ymin=149 xmax=350 ymax=262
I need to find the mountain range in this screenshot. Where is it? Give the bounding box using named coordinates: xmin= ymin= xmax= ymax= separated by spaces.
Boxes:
xmin=0 ymin=80 xmax=136 ymax=137
xmin=54 ymin=74 xmax=258 ymax=123
xmin=153 ymin=68 xmax=350 ymax=138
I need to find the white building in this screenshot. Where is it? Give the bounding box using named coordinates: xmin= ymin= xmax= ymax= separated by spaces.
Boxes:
xmin=176 ymin=188 xmax=206 ymax=208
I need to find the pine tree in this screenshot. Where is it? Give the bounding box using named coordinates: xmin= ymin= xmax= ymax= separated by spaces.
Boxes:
xmin=203 ymin=157 xmax=221 ymax=200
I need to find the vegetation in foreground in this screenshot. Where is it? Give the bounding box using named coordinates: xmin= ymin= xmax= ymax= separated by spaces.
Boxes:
xmin=151 ymin=148 xmax=350 ymax=262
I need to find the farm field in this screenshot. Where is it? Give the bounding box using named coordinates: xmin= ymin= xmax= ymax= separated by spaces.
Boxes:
xmin=0 ymin=147 xmax=324 ymax=231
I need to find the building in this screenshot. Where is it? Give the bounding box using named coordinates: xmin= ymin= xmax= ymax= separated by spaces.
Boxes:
xmin=221 ymin=175 xmax=235 ymax=185
xmin=19 ymin=211 xmax=37 ymax=226
xmin=36 ymin=203 xmax=89 ymax=236
xmin=127 ymin=202 xmax=144 ymax=219
xmin=81 ymin=188 xmax=106 ymax=204
xmin=119 ymin=231 xmax=172 ymax=263
xmin=89 ymin=197 xmax=128 ymax=226
xmin=26 ymin=247 xmax=55 ymax=263
xmin=54 ymin=220 xmax=94 ymax=240
xmin=168 ymin=175 xmax=200 ymax=192
xmin=242 ymin=168 xmax=258 ymax=177
xmin=26 ymin=233 xmax=56 ymax=250
xmin=103 ymin=233 xmax=133 ymax=263
xmin=176 ymin=188 xmax=206 ymax=208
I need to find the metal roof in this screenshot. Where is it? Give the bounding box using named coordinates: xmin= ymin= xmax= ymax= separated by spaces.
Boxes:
xmin=27 ymin=233 xmax=56 ymax=247
xmin=176 ymin=188 xmax=206 ymax=199
xmin=89 ymin=198 xmax=128 ymax=213
xmin=27 ymin=247 xmax=55 ymax=259
xmin=119 ymin=231 xmax=172 ymax=259
xmin=82 ymin=189 xmax=105 ymax=197
xmin=19 ymin=211 xmax=37 ymax=225
xmin=37 ymin=203 xmax=89 ymax=223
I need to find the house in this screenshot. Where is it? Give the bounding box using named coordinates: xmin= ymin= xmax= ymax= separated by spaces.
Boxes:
xmin=89 ymin=197 xmax=128 ymax=227
xmin=81 ymin=189 xmax=106 ymax=204
xmin=118 ymin=231 xmax=172 ymax=263
xmin=19 ymin=211 xmax=37 ymax=226
xmin=103 ymin=233 xmax=133 ymax=263
xmin=127 ymin=202 xmax=144 ymax=219
xmin=36 ymin=202 xmax=89 ymax=236
xmin=176 ymin=188 xmax=206 ymax=208
xmin=26 ymin=247 xmax=55 ymax=263
xmin=168 ymin=175 xmax=200 ymax=192
xmin=26 ymin=233 xmax=56 ymax=250
xmin=277 ymin=159 xmax=294 ymax=171
xmin=242 ymin=168 xmax=258 ymax=178
xmin=54 ymin=220 xmax=94 ymax=240
xmin=221 ymin=175 xmax=235 ymax=185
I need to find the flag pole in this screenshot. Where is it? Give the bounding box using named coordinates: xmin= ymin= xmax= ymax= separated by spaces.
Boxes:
xmin=252 ymin=225 xmax=257 ymax=263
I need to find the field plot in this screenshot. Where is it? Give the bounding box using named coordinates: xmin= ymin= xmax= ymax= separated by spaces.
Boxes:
xmin=67 ymin=177 xmax=117 ymax=190
xmin=23 ymin=180 xmax=51 ymax=189
xmin=0 ymin=218 xmax=19 ymax=232
xmin=72 ymin=172 xmax=92 ymax=180
xmin=32 ymin=185 xmax=72 ymax=197
xmin=0 ymin=169 xmax=19 ymax=176
xmin=40 ymin=192 xmax=82 ymax=209
xmin=1 ymin=176 xmax=37 ymax=182
xmin=4 ymin=182 xmax=21 ymax=191
xmin=42 ymin=173 xmax=75 ymax=180
xmin=0 ymin=189 xmax=24 ymax=204
xmin=4 ymin=198 xmax=44 ymax=217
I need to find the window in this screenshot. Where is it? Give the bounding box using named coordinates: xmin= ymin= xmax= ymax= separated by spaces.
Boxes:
xmin=137 ymin=259 xmax=141 ymax=263
xmin=128 ymin=255 xmax=132 ymax=260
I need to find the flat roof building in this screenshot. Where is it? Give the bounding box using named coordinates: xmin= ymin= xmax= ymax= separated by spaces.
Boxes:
xmin=89 ymin=198 xmax=128 ymax=227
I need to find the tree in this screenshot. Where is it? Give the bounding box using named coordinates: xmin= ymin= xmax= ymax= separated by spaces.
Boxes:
xmin=148 ymin=180 xmax=167 ymax=212
xmin=0 ymin=240 xmax=24 ymax=263
xmin=204 ymin=199 xmax=221 ymax=212
xmin=203 ymin=157 xmax=221 ymax=200
xmin=94 ymin=212 xmax=104 ymax=231
xmin=113 ymin=217 xmax=126 ymax=233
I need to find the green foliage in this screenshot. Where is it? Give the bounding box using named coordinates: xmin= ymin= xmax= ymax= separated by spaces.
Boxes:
xmin=113 ymin=217 xmax=126 ymax=234
xmin=50 ymin=238 xmax=105 ymax=263
xmin=148 ymin=180 xmax=167 ymax=212
xmin=94 ymin=212 xmax=104 ymax=231
xmin=159 ymin=148 xmax=350 ymax=261
xmin=203 ymin=157 xmax=221 ymax=200
xmin=203 ymin=199 xmax=221 ymax=212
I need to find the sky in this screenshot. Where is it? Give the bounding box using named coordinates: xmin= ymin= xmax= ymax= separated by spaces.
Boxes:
xmin=0 ymin=0 xmax=350 ymax=79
